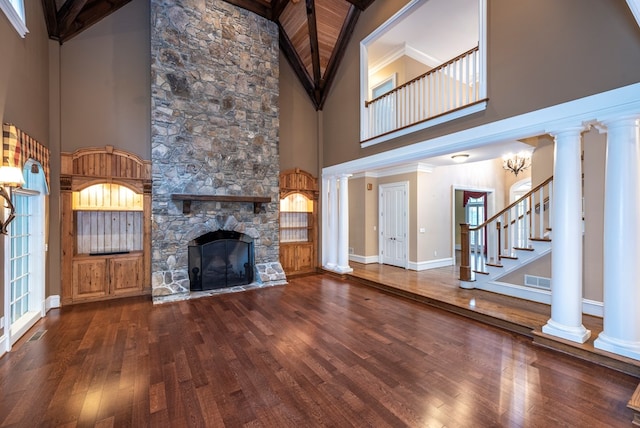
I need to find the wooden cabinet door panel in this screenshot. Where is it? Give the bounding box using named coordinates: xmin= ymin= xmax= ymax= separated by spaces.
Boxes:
xmin=280 ymin=244 xmax=296 ymax=273
xmin=295 ymin=243 xmax=314 ymax=273
xmin=110 ymin=255 xmax=143 ymax=295
xmin=73 ymin=259 xmax=108 ymax=299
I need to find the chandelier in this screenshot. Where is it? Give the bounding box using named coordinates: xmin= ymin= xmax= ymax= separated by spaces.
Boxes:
xmin=502 ymin=151 xmax=532 ymax=176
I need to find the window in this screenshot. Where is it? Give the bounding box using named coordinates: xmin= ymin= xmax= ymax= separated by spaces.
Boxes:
xmin=0 ymin=0 xmax=27 ymax=37
xmin=466 ymin=196 xmax=485 ymax=247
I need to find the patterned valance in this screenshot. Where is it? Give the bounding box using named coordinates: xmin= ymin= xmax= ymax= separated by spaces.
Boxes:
xmin=2 ymin=123 xmax=50 ymax=189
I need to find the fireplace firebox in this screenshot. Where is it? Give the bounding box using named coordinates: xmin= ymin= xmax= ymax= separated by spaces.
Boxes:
xmin=188 ymin=231 xmax=254 ymax=291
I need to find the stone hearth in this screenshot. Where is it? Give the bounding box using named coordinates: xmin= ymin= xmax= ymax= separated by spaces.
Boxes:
xmin=150 ymin=0 xmax=281 ymax=299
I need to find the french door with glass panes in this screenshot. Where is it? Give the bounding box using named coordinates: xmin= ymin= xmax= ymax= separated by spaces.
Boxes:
xmin=5 ymin=162 xmax=46 ymax=351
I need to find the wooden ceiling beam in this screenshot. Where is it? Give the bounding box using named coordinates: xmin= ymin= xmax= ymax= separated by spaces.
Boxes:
xmin=318 ymin=5 xmax=360 ymax=110
xmin=58 ymin=0 xmax=133 ymax=43
xmin=343 ymin=0 xmax=375 ymax=11
xmin=271 ymin=0 xmax=289 ymax=21
xmin=305 ymin=0 xmax=322 ymax=100
xmin=57 ymin=0 xmax=89 ymax=37
xmin=279 ymin=24 xmax=320 ymax=110
xmin=220 ymin=0 xmax=272 ymax=20
xmin=41 ymin=0 xmax=59 ymax=40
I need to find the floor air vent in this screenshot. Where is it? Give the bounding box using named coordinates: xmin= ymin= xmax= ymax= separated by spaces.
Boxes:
xmin=524 ymin=275 xmax=551 ymax=290
xmin=28 ymin=330 xmax=47 ymax=342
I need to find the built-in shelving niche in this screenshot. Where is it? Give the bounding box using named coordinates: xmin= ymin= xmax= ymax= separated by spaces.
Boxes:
xmin=60 ymin=146 xmax=152 ymax=305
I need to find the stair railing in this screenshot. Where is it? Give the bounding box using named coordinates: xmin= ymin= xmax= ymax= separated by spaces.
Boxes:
xmin=459 ymin=176 xmax=553 ymax=281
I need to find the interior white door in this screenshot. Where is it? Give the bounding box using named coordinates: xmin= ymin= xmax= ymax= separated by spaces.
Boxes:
xmin=380 ymin=183 xmax=407 ymax=267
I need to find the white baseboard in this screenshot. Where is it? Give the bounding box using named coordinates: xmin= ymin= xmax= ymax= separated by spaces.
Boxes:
xmin=582 ymin=299 xmax=603 ymax=317
xmin=45 ymin=295 xmax=61 ymax=312
xmin=0 ymin=334 xmax=6 ymax=357
xmin=349 ymin=254 xmax=379 ymax=264
xmin=408 ymin=257 xmax=453 ymax=271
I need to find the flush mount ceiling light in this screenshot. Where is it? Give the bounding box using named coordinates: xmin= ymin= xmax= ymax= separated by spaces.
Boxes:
xmin=502 ymin=151 xmax=532 ymax=176
xmin=451 ymin=154 xmax=470 ymax=163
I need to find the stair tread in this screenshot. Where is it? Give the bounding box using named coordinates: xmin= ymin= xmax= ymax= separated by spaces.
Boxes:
xmin=499 ymin=255 xmax=518 ymax=260
xmin=513 ymin=247 xmax=535 ymax=251
xmin=486 ymin=263 xmax=503 ymax=268
xmin=473 ymin=270 xmax=490 ymax=275
xmin=530 ymin=237 xmax=552 ymax=242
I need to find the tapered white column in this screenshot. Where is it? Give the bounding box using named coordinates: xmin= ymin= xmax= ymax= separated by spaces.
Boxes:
xmin=594 ymin=117 xmax=640 ymax=360
xmin=336 ymin=174 xmax=353 ymax=273
xmin=542 ymin=127 xmax=591 ymax=343
xmin=325 ymin=176 xmax=338 ymax=270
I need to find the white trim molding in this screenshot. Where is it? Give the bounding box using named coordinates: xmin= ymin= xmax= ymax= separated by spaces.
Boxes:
xmin=0 ymin=0 xmax=27 ymax=37
xmin=46 ymin=295 xmax=61 ymax=312
xmin=408 ymin=257 xmax=454 ymax=271
xmin=627 ymin=0 xmax=640 ymax=28
xmin=349 ymin=254 xmax=379 ymax=264
xmin=326 ymin=82 xmax=640 ymax=177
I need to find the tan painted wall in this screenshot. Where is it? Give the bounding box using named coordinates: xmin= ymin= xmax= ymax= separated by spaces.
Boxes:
xmin=531 ymin=135 xmax=554 ymax=187
xmin=279 ymin=53 xmax=320 ymax=177
xmin=352 ymin=159 xmax=509 ymax=265
xmin=370 ymin=55 xmax=430 ymax=95
xmin=582 ymin=128 xmax=606 ymax=301
xmin=322 ymin=0 xmax=640 ymax=168
xmin=500 ymin=253 xmax=551 ymax=285
xmin=59 ymin=0 xmax=150 ymax=159
xmin=0 ymin=1 xmax=51 ymax=333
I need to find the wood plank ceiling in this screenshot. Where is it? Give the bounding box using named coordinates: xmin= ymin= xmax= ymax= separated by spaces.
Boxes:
xmin=41 ymin=0 xmax=376 ymax=110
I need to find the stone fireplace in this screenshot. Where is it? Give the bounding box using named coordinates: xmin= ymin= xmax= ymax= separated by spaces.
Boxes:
xmin=150 ymin=0 xmax=283 ymax=299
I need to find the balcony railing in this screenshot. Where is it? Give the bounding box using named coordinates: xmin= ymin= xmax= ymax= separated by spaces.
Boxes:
xmin=365 ymin=46 xmax=481 ymax=140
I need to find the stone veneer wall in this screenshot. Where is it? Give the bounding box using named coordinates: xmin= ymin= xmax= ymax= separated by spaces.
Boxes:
xmin=150 ymin=0 xmax=280 ymax=297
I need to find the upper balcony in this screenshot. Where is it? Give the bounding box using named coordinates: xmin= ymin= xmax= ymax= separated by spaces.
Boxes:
xmin=363 ymin=46 xmax=486 ymax=144
xmin=359 ymin=0 xmax=487 ymax=148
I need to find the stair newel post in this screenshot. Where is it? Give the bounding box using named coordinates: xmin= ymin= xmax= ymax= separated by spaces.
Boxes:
xmin=459 ymin=223 xmax=472 ymax=281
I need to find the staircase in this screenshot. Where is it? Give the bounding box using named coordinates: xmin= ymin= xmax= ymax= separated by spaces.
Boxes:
xmin=459 ymin=177 xmax=554 ymax=303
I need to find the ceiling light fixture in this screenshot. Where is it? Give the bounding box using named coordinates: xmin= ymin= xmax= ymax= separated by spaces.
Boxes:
xmin=451 ymin=154 xmax=470 ymax=163
xmin=502 ymin=151 xmax=532 ymax=176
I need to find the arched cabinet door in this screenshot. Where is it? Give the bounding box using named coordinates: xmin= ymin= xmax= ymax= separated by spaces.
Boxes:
xmin=279 ymin=169 xmax=318 ymax=276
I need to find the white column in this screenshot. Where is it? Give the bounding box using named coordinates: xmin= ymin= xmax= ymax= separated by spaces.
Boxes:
xmin=594 ymin=117 xmax=640 ymax=360
xmin=324 ymin=176 xmax=338 ymax=270
xmin=336 ymin=174 xmax=353 ymax=273
xmin=542 ymin=127 xmax=591 ymax=343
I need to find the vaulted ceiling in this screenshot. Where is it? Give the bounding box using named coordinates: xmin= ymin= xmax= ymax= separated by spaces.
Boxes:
xmin=41 ymin=0 xmax=377 ymax=110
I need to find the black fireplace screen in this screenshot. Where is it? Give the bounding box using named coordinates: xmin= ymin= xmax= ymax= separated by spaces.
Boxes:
xmin=188 ymin=230 xmax=254 ymax=291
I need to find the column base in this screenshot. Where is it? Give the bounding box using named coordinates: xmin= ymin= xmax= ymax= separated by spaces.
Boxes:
xmin=324 ymin=264 xmax=353 ymax=274
xmin=335 ymin=265 xmax=353 ymax=274
xmin=594 ymin=333 xmax=640 ymax=361
xmin=542 ymin=319 xmax=591 ymax=343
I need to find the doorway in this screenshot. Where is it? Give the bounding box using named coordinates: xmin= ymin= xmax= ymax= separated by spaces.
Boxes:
xmin=4 ymin=160 xmax=47 ymax=351
xmin=379 ymin=182 xmax=408 ymax=268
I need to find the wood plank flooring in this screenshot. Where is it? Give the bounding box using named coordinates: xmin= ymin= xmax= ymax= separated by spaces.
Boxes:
xmin=348 ymin=262 xmax=640 ymax=377
xmin=0 ymin=274 xmax=637 ymax=427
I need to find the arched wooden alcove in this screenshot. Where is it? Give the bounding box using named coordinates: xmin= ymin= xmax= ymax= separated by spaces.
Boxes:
xmin=279 ymin=168 xmax=318 ymax=276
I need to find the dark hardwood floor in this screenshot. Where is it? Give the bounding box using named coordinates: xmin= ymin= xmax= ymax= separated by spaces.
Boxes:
xmin=0 ymin=274 xmax=637 ymax=427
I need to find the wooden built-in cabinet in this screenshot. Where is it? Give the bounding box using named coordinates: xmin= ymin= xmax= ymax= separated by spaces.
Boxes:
xmin=61 ymin=146 xmax=152 ymax=305
xmin=279 ymin=169 xmax=318 ymax=276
